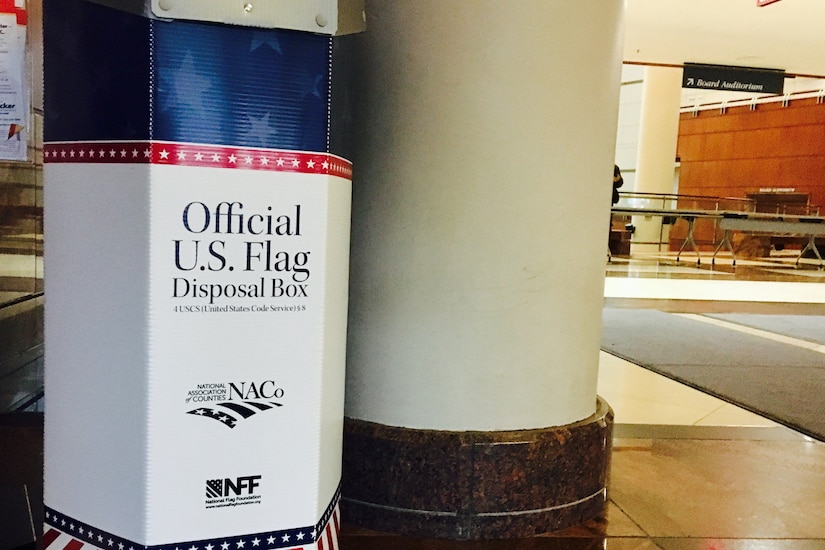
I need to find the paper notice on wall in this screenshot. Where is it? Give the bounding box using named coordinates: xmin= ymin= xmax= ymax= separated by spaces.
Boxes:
xmin=0 ymin=4 xmax=27 ymax=161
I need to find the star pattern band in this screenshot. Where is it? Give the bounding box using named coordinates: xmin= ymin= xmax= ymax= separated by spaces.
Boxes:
xmin=44 ymin=142 xmax=352 ymax=180
xmin=44 ymin=486 xmax=340 ymax=550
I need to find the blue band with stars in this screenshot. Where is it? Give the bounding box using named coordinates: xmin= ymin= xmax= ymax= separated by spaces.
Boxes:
xmin=44 ymin=484 xmax=341 ymax=550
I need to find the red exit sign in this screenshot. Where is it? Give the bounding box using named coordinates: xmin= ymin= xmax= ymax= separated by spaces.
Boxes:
xmin=757 ymin=0 xmax=781 ymax=6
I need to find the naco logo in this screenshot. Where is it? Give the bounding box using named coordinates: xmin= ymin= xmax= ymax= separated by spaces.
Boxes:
xmin=186 ymin=380 xmax=284 ymax=428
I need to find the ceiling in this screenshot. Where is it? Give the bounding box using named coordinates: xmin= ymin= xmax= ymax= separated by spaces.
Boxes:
xmin=624 ymin=0 xmax=825 ymax=78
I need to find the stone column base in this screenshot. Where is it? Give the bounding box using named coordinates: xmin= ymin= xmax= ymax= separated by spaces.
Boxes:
xmin=341 ymin=397 xmax=613 ymax=540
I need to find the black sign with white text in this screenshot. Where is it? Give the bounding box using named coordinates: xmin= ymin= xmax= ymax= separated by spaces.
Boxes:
xmin=682 ymin=63 xmax=785 ymax=95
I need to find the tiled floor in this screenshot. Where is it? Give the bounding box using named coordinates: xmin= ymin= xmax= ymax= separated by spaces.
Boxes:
xmin=2 ymin=250 xmax=825 ymax=549
xmin=598 ymin=351 xmax=786 ymax=430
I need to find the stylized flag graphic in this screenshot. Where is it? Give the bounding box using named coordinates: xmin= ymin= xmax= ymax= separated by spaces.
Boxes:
xmin=187 ymin=400 xmax=283 ymax=428
xmin=206 ymin=478 xmax=224 ymax=498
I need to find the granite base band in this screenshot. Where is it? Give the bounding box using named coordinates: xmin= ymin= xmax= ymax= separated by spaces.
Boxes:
xmin=341 ymin=397 xmax=613 ymax=540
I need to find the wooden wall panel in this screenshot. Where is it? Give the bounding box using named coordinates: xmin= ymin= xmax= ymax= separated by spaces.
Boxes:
xmin=673 ymin=99 xmax=825 ymax=250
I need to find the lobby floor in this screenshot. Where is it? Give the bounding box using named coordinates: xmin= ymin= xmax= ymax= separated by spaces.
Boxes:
xmin=2 ymin=250 xmax=825 ymax=549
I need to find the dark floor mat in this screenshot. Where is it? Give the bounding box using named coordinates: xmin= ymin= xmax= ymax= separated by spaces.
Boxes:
xmin=601 ymin=307 xmax=825 ymax=442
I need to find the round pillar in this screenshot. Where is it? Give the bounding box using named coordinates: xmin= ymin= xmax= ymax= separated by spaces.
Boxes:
xmin=342 ymin=0 xmax=622 ymax=539
xmin=631 ymin=66 xmax=683 ymax=253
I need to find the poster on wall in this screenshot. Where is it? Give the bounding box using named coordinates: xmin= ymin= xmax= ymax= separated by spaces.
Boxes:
xmin=0 ymin=0 xmax=28 ymax=161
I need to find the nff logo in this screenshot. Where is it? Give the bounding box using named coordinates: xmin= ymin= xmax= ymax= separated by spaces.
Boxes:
xmin=206 ymin=475 xmax=261 ymax=498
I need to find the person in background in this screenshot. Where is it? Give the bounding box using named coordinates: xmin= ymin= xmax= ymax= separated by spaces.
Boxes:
xmin=612 ymin=164 xmax=623 ymax=205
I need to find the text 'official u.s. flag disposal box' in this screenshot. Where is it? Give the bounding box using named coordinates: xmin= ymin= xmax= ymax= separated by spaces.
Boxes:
xmin=43 ymin=1 xmax=362 ymax=549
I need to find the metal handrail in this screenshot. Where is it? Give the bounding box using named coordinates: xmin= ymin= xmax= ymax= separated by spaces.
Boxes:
xmin=0 ymin=291 xmax=44 ymax=310
xmin=615 ymin=192 xmax=756 ymax=213
xmin=680 ymin=89 xmax=825 ymax=114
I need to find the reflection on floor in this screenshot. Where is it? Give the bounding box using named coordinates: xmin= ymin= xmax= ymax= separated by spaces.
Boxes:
xmin=1 ymin=226 xmax=46 ymax=414
xmin=0 ymin=293 xmax=44 ymax=413
xmin=2 ymin=251 xmax=825 ymax=549
xmin=607 ymin=249 xmax=825 ymax=283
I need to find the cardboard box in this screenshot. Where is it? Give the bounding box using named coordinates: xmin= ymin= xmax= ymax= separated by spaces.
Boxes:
xmin=43 ymin=1 xmax=351 ymax=548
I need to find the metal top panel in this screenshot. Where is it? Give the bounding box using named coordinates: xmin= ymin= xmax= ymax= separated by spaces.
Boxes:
xmin=85 ymin=0 xmax=365 ymax=35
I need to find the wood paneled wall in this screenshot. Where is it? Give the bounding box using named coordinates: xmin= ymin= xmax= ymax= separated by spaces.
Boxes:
xmin=672 ymin=98 xmax=825 ymax=249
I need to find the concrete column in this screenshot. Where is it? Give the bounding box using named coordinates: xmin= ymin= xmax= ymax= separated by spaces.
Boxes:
xmin=342 ymin=0 xmax=623 ymax=539
xmin=631 ymin=66 xmax=683 ymax=252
